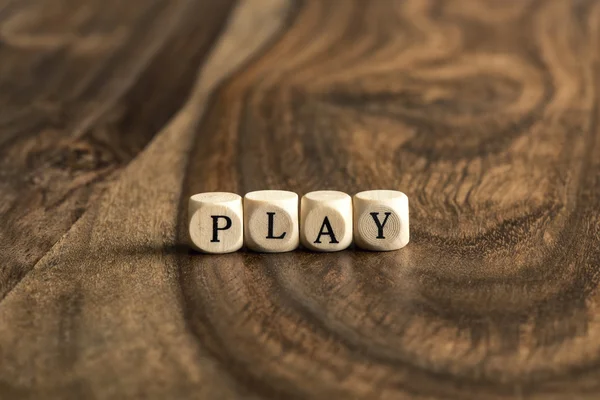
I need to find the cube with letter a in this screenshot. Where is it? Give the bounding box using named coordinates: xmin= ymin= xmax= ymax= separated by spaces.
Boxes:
xmin=300 ymin=191 xmax=353 ymax=252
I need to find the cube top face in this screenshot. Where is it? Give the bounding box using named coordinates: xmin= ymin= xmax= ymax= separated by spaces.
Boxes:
xmin=245 ymin=190 xmax=297 ymax=203
xmin=355 ymin=190 xmax=407 ymax=202
xmin=244 ymin=190 xmax=299 ymax=253
xmin=190 ymin=192 xmax=241 ymax=205
xmin=303 ymin=190 xmax=349 ymax=203
xmin=301 ymin=191 xmax=353 ymax=252
xmin=188 ymin=192 xmax=243 ymax=254
xmin=353 ymin=190 xmax=409 ymax=251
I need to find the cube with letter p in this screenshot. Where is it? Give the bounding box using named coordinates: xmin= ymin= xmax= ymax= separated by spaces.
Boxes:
xmin=188 ymin=192 xmax=243 ymax=253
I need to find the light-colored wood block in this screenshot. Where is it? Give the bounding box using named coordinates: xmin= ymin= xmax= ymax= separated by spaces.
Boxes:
xmin=188 ymin=192 xmax=243 ymax=253
xmin=244 ymin=190 xmax=299 ymax=253
xmin=353 ymin=190 xmax=409 ymax=251
xmin=300 ymin=190 xmax=353 ymax=252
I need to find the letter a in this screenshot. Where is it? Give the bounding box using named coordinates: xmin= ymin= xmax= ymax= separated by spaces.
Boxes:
xmin=314 ymin=216 xmax=339 ymax=244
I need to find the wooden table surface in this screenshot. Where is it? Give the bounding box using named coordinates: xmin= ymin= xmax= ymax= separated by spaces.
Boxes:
xmin=2 ymin=0 xmax=600 ymax=398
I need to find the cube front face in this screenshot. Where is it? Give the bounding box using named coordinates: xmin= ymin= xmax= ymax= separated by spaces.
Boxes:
xmin=300 ymin=191 xmax=353 ymax=252
xmin=353 ymin=190 xmax=409 ymax=251
xmin=244 ymin=190 xmax=299 ymax=253
xmin=188 ymin=193 xmax=244 ymax=254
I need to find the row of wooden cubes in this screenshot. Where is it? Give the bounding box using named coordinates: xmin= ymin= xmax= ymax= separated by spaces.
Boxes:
xmin=188 ymin=190 xmax=409 ymax=253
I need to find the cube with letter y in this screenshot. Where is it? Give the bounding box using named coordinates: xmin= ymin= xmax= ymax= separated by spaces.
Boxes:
xmin=300 ymin=191 xmax=353 ymax=252
xmin=188 ymin=192 xmax=244 ymax=253
xmin=353 ymin=190 xmax=409 ymax=251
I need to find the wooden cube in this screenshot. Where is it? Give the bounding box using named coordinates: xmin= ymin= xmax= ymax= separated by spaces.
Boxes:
xmin=188 ymin=192 xmax=243 ymax=253
xmin=300 ymin=191 xmax=353 ymax=252
xmin=353 ymin=190 xmax=409 ymax=251
xmin=244 ymin=190 xmax=299 ymax=252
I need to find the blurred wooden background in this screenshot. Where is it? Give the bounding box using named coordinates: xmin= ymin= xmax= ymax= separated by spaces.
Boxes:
xmin=2 ymin=0 xmax=600 ymax=398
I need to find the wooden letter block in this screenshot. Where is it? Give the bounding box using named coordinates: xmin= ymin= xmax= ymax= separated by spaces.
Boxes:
xmin=188 ymin=192 xmax=243 ymax=253
xmin=244 ymin=190 xmax=299 ymax=252
xmin=300 ymin=191 xmax=353 ymax=252
xmin=353 ymin=190 xmax=409 ymax=251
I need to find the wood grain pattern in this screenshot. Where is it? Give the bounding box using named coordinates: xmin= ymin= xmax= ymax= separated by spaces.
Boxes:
xmin=2 ymin=0 xmax=600 ymax=398
xmin=0 ymin=0 xmax=236 ymax=300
